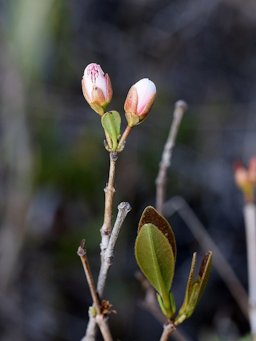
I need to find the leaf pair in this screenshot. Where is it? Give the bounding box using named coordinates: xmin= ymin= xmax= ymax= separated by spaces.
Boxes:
xmin=135 ymin=206 xmax=176 ymax=318
xmin=101 ymin=111 xmax=121 ymax=151
xmin=135 ymin=206 xmax=212 ymax=324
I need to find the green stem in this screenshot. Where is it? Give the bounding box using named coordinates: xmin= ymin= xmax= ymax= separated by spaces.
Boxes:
xmin=118 ymin=125 xmax=132 ymax=150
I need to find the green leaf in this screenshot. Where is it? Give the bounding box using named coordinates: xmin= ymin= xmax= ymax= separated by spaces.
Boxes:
xmin=181 ymin=252 xmax=197 ymax=311
xmin=157 ymin=293 xmax=168 ymax=317
xmin=138 ymin=206 xmax=176 ymax=261
xmin=156 ymin=291 xmax=176 ymax=319
xmin=101 ymin=111 xmax=121 ymax=151
xmin=175 ymin=251 xmax=212 ymax=325
xmin=135 ymin=223 xmax=175 ymax=316
xmin=169 ymin=291 xmax=176 ymax=316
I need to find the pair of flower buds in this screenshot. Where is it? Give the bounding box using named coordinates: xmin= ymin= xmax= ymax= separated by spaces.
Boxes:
xmin=82 ymin=63 xmax=156 ymax=127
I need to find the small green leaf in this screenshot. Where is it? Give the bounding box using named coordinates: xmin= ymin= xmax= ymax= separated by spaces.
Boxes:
xmin=181 ymin=252 xmax=197 ymax=310
xmin=135 ymin=224 xmax=175 ymax=312
xmin=156 ymin=291 xmax=176 ymax=319
xmin=186 ymin=281 xmax=200 ymax=317
xmin=101 ymin=111 xmax=121 ymax=151
xmin=138 ymin=206 xmax=176 ymax=260
xmin=157 ymin=293 xmax=169 ymax=317
xmin=169 ymin=291 xmax=176 ymax=316
xmin=175 ymin=251 xmax=212 ymax=325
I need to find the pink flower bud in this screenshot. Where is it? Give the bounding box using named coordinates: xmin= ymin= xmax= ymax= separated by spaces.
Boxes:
xmin=124 ymin=78 xmax=156 ymax=127
xmin=82 ymin=63 xmax=113 ymax=115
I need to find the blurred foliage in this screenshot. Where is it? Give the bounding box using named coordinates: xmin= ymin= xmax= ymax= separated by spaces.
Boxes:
xmin=34 ymin=119 xmax=106 ymax=200
xmin=0 ymin=0 xmax=256 ymax=340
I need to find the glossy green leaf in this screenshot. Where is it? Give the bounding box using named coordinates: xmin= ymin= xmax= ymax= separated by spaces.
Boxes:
xmin=135 ymin=223 xmax=175 ymax=310
xmin=175 ymin=251 xmax=212 ymax=325
xmin=101 ymin=111 xmax=121 ymax=151
xmin=138 ymin=206 xmax=176 ymax=260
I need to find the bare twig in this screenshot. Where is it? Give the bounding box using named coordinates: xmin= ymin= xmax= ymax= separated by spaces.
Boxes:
xmin=156 ymin=100 xmax=187 ymax=213
xmin=84 ymin=203 xmax=131 ymax=341
xmin=244 ymin=203 xmax=256 ymax=339
xmin=164 ymin=196 xmax=249 ymax=319
xmin=77 ymin=240 xmax=102 ymax=313
xmin=98 ymin=202 xmax=131 ymax=296
xmin=101 ymin=152 xmax=118 ymax=259
xmin=84 ymin=152 xmax=118 ymax=341
xmin=160 ymin=321 xmax=176 ymax=341
xmin=77 ymin=240 xmax=113 ymax=341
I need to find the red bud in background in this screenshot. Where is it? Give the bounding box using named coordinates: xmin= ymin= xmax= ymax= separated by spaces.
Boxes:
xmin=234 ymin=162 xmax=254 ymax=202
xmin=248 ymin=157 xmax=256 ymax=185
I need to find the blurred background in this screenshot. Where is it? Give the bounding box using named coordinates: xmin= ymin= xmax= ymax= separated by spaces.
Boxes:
xmin=0 ymin=0 xmax=256 ymax=340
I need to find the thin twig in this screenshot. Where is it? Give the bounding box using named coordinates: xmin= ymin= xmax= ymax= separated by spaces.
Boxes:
xmin=101 ymin=152 xmax=118 ymax=259
xmin=77 ymin=240 xmax=113 ymax=341
xmin=160 ymin=321 xmax=176 ymax=341
xmin=85 ymin=152 xmax=118 ymax=341
xmin=84 ymin=203 xmax=131 ymax=341
xmin=77 ymin=240 xmax=101 ymax=313
xmin=98 ymin=202 xmax=132 ymax=297
xmin=156 ymin=100 xmax=187 ymax=214
xmin=164 ymin=196 xmax=249 ymax=319
xmin=244 ymin=203 xmax=256 ymax=339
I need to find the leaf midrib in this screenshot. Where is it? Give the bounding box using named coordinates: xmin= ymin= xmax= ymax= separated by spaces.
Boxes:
xmin=147 ymin=226 xmax=168 ymax=302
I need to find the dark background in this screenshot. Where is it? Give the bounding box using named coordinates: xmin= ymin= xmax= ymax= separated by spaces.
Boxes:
xmin=0 ymin=0 xmax=256 ymax=340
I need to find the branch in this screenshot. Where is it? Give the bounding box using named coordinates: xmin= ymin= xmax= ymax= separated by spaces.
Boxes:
xmin=159 ymin=321 xmax=176 ymax=341
xmin=156 ymin=100 xmax=187 ymax=214
xmin=244 ymin=203 xmax=256 ymax=339
xmin=84 ymin=203 xmax=131 ymax=341
xmin=164 ymin=196 xmax=249 ymax=319
xmin=98 ymin=202 xmax=131 ymax=296
xmin=77 ymin=241 xmax=113 ymax=341
xmin=100 ymin=152 xmax=118 ymax=259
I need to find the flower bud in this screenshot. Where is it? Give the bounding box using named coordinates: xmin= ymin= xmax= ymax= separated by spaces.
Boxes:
xmin=82 ymin=63 xmax=113 ymax=115
xmin=124 ymin=78 xmax=156 ymax=127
